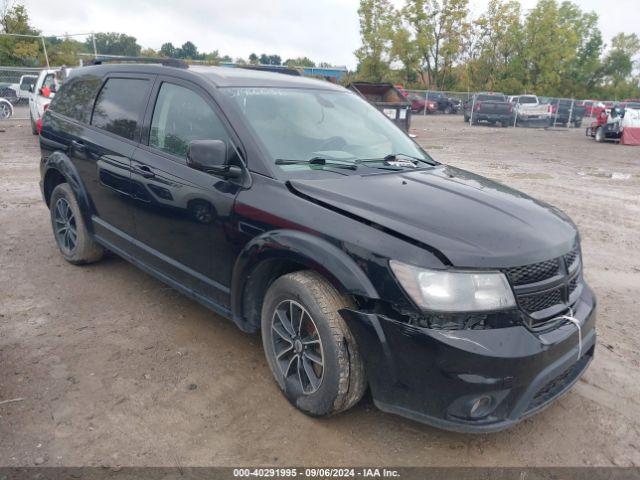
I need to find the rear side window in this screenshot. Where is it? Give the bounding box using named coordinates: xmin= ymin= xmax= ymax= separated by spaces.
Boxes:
xmin=149 ymin=82 xmax=232 ymax=160
xmin=91 ymin=78 xmax=149 ymax=141
xmin=49 ymin=76 xmax=102 ymax=123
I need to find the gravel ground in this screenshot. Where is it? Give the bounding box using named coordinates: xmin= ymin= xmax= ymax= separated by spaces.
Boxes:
xmin=1 ymin=114 xmax=639 ymax=467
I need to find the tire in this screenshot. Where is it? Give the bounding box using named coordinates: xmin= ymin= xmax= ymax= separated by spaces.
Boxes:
xmin=49 ymin=183 xmax=104 ymax=264
xmin=261 ymin=270 xmax=366 ymax=417
xmin=0 ymin=100 xmax=12 ymax=120
xmin=444 ymin=105 xmax=453 ymax=114
xmin=30 ymin=112 xmax=37 ymax=135
xmin=595 ymin=127 xmax=604 ymax=143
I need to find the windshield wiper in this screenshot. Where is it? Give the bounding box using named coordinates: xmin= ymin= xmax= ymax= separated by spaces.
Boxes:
xmin=275 ymin=157 xmax=358 ymax=170
xmin=358 ymin=153 xmax=437 ymax=167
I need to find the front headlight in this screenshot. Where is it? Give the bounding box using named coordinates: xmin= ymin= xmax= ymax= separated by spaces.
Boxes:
xmin=390 ymin=260 xmax=516 ymax=312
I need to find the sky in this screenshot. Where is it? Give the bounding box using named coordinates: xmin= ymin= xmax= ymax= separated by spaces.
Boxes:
xmin=21 ymin=0 xmax=640 ymax=69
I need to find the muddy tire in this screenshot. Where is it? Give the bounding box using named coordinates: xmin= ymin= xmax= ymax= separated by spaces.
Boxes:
xmin=49 ymin=183 xmax=104 ymax=265
xmin=261 ymin=270 xmax=366 ymax=417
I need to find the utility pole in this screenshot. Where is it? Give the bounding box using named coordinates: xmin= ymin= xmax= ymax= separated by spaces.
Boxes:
xmin=40 ymin=36 xmax=49 ymax=68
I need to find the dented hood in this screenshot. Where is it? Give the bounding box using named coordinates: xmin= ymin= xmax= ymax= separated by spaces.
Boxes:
xmin=288 ymin=165 xmax=577 ymax=268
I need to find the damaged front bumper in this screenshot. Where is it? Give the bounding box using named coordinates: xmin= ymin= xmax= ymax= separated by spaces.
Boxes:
xmin=341 ymin=284 xmax=596 ymax=433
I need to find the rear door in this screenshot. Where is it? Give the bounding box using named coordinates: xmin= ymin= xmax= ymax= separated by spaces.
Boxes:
xmin=129 ymin=77 xmax=243 ymax=305
xmin=80 ymin=74 xmax=154 ymax=250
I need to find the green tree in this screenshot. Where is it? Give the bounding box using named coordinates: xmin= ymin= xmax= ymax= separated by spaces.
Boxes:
xmin=159 ymin=42 xmax=176 ymax=57
xmin=248 ymin=53 xmax=259 ymax=64
xmin=402 ymin=0 xmax=471 ymax=89
xmin=354 ymin=0 xmax=396 ymax=82
xmin=177 ymin=41 xmax=198 ymax=59
xmin=86 ymin=32 xmax=141 ymax=57
xmin=284 ymin=56 xmax=316 ymax=67
xmin=0 ymin=3 xmax=41 ymax=65
xmin=601 ymin=33 xmax=640 ymax=99
xmin=469 ymin=0 xmax=523 ymax=92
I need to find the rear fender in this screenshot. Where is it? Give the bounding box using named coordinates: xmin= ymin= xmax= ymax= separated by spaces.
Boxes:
xmin=42 ymin=151 xmax=95 ymax=232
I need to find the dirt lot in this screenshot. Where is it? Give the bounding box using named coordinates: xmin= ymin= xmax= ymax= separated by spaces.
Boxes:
xmin=1 ymin=114 xmax=639 ymax=467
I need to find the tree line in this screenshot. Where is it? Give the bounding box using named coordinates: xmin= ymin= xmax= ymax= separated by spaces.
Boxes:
xmin=355 ymin=0 xmax=640 ymax=99
xmin=0 ymin=2 xmax=327 ymax=69
xmin=2 ymin=0 xmax=638 ymax=99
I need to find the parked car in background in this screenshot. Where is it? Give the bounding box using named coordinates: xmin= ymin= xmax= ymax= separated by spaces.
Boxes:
xmin=545 ymin=98 xmax=586 ymax=128
xmin=10 ymin=74 xmax=38 ymax=101
xmin=586 ymin=107 xmax=625 ymax=143
xmin=29 ymin=68 xmax=62 ymax=135
xmin=427 ymin=91 xmax=458 ymax=114
xmin=0 ymin=97 xmax=14 ymax=120
xmin=407 ymin=93 xmax=438 ymax=114
xmin=39 ymin=61 xmax=596 ymax=433
xmin=463 ymin=92 xmax=513 ymax=126
xmin=0 ymin=82 xmax=19 ymax=104
xmin=512 ymin=95 xmax=550 ymax=126
xmin=579 ymin=100 xmax=609 ymax=118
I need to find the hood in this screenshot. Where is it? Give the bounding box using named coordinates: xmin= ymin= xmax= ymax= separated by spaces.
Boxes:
xmin=288 ymin=165 xmax=577 ymax=268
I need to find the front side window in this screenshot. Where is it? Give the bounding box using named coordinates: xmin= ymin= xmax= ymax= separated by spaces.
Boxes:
xmin=149 ymin=82 xmax=232 ymax=160
xmin=223 ymin=87 xmax=429 ymax=172
xmin=91 ymin=78 xmax=149 ymax=141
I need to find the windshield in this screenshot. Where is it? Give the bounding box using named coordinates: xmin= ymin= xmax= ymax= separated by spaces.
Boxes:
xmin=223 ymin=87 xmax=431 ymax=173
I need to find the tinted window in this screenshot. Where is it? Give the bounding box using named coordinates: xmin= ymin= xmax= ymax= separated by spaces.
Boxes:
xmin=91 ymin=78 xmax=149 ymax=141
xmin=477 ymin=94 xmax=506 ymax=102
xmin=50 ymin=76 xmax=102 ymax=123
xmin=149 ymin=82 xmax=232 ymax=160
xmin=519 ymin=96 xmax=537 ymax=104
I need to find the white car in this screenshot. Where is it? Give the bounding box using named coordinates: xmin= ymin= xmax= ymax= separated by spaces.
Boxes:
xmin=512 ymin=94 xmax=551 ymax=125
xmin=28 ymin=69 xmax=62 ymax=135
xmin=9 ymin=75 xmax=38 ymax=101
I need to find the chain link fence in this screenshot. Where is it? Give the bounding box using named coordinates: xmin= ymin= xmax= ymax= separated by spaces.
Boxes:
xmin=404 ymin=88 xmax=597 ymax=129
xmin=1 ymin=67 xmax=44 ymax=121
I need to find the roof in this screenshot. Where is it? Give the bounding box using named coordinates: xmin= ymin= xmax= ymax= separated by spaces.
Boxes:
xmin=189 ymin=65 xmax=344 ymax=90
xmin=68 ymin=62 xmax=344 ymax=91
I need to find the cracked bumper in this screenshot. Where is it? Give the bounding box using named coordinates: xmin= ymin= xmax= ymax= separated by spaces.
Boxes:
xmin=341 ymin=284 xmax=596 ymax=433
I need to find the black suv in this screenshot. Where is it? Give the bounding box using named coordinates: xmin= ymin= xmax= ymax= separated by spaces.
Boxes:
xmin=39 ymin=62 xmax=596 ymax=432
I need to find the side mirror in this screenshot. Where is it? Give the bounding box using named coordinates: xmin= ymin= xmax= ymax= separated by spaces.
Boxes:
xmin=186 ymin=139 xmax=242 ymax=179
xmin=28 ymin=85 xmax=34 ymax=93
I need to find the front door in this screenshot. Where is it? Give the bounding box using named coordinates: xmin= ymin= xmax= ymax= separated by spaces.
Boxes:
xmin=130 ymin=79 xmax=242 ymax=306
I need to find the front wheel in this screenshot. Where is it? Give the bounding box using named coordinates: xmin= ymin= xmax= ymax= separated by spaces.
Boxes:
xmin=595 ymin=126 xmax=605 ymax=143
xmin=261 ymin=271 xmax=366 ymax=417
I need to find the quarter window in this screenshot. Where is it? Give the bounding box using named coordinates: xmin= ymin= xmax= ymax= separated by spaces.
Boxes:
xmin=91 ymin=78 xmax=149 ymax=141
xmin=149 ymin=82 xmax=232 ymax=160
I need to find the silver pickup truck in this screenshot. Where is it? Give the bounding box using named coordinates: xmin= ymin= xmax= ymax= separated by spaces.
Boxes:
xmin=510 ymin=95 xmax=551 ymax=126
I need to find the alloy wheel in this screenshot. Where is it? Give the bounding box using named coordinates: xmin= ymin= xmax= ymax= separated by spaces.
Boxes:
xmin=271 ymin=299 xmax=324 ymax=395
xmin=53 ymin=197 xmax=78 ymax=254
xmin=0 ymin=102 xmax=11 ymax=120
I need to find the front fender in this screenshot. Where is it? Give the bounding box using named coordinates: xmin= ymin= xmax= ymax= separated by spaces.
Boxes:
xmin=231 ymin=229 xmax=379 ymax=333
xmin=42 ymin=151 xmax=95 ymax=232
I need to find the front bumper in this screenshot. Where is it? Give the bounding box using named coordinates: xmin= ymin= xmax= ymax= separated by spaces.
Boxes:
xmin=341 ymin=283 xmax=596 ymax=433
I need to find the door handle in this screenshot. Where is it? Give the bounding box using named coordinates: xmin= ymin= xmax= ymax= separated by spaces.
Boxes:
xmin=71 ymin=140 xmax=86 ymax=151
xmin=133 ymin=164 xmax=155 ymax=179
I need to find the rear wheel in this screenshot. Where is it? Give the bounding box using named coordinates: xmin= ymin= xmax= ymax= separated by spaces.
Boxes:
xmin=261 ymin=271 xmax=366 ymax=417
xmin=49 ymin=183 xmax=104 ymax=264
xmin=444 ymin=105 xmax=453 ymax=114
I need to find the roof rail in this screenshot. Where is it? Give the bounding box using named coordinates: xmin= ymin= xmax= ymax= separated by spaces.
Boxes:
xmin=238 ymin=65 xmax=301 ymax=76
xmin=85 ymin=54 xmax=188 ymax=69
